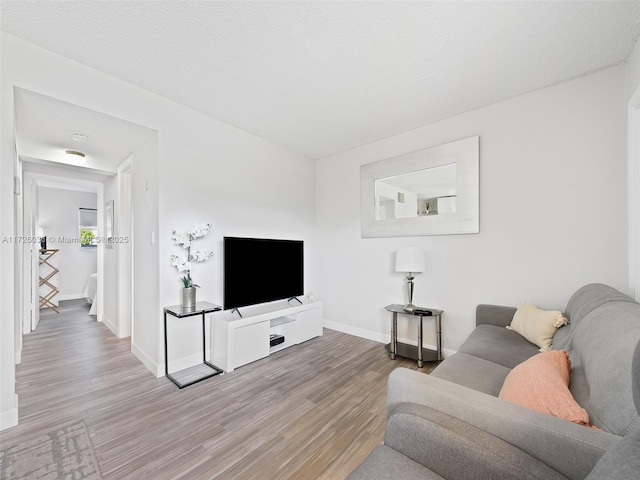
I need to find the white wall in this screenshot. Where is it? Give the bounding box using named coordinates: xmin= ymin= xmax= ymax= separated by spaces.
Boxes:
xmin=317 ymin=65 xmax=628 ymax=354
xmin=39 ymin=187 xmax=97 ymax=299
xmin=0 ymin=30 xmax=317 ymax=431
xmin=130 ymin=135 xmax=160 ymax=372
xmin=625 ymin=39 xmax=640 ymax=301
xmin=156 ymin=108 xmax=317 ymax=372
xmin=0 ymin=29 xmax=18 ymax=427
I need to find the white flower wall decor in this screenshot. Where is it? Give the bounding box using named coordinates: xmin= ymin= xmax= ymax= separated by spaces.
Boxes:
xmin=170 ymin=222 xmax=214 ymax=288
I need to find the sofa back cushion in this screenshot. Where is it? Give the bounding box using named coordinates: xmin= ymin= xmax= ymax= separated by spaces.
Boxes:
xmin=568 ymin=301 xmax=640 ymax=435
xmin=558 ymin=284 xmax=636 ymax=350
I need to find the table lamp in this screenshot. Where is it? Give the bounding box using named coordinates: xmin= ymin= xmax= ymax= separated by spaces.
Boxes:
xmin=395 ymin=246 xmax=425 ymax=313
xmin=38 ymin=227 xmax=46 ymax=251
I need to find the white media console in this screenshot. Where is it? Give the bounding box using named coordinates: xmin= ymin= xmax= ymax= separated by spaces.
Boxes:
xmin=211 ymin=298 xmax=323 ymax=372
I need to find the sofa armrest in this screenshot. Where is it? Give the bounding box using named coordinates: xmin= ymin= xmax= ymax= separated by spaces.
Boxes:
xmin=384 ymin=403 xmax=570 ymax=480
xmin=387 ymin=368 xmax=620 ymax=480
xmin=476 ymin=304 xmax=516 ymax=327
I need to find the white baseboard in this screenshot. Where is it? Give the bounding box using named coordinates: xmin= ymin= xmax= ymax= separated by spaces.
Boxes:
xmin=131 ymin=341 xmax=162 ymax=378
xmin=132 ymin=343 xmax=214 ymax=379
xmin=57 ymin=293 xmax=86 ymax=302
xmin=0 ymin=394 xmax=19 ymax=431
xmin=102 ymin=314 xmax=119 ymax=337
xmin=323 ymin=319 xmax=455 ymax=359
xmin=323 ymin=319 xmax=388 ymax=344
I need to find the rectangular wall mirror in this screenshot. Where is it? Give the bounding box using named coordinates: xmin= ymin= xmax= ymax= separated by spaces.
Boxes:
xmin=361 ymin=136 xmax=479 ymax=237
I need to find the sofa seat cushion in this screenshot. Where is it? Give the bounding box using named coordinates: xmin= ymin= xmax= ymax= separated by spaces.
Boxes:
xmin=457 ymin=324 xmax=540 ymax=369
xmin=432 ymin=352 xmax=511 ymax=396
xmin=346 ymin=444 xmax=445 ymax=480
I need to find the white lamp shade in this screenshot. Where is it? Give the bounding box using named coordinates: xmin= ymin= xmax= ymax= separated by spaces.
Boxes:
xmin=395 ymin=246 xmax=425 ymax=273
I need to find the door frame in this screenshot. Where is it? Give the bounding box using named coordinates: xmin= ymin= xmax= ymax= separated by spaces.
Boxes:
xmin=117 ymin=156 xmax=133 ymax=338
xmin=628 ymin=88 xmax=640 ymax=300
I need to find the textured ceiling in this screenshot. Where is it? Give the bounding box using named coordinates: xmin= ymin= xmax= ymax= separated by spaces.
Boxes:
xmin=3 ymin=1 xmax=640 ymax=159
xmin=15 ymin=88 xmax=156 ymax=175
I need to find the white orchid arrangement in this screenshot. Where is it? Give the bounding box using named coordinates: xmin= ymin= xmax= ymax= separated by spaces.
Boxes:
xmin=170 ymin=223 xmax=214 ymax=288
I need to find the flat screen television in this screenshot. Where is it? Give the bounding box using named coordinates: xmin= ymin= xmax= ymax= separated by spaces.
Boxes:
xmin=223 ymin=236 xmax=304 ymax=311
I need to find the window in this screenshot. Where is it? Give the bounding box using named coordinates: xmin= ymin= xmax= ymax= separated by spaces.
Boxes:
xmin=78 ymin=208 xmax=98 ymax=248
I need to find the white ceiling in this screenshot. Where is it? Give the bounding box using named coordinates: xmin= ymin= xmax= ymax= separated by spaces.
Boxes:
xmin=380 ymin=163 xmax=457 ymax=199
xmin=3 ymin=1 xmax=640 ymax=160
xmin=15 ymin=88 xmax=156 ymax=175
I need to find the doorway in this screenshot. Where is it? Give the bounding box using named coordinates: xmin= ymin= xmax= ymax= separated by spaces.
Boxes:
xmin=14 ymin=87 xmax=155 ymax=347
xmin=21 ymin=170 xmax=104 ymax=335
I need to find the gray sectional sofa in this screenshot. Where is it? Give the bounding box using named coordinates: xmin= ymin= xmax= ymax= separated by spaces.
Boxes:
xmin=347 ymin=284 xmax=640 ymax=479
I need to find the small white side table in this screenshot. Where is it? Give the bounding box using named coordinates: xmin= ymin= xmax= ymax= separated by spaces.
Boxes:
xmin=164 ymin=301 xmax=223 ymax=389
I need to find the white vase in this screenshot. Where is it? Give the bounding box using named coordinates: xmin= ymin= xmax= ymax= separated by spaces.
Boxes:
xmin=182 ymin=287 xmax=197 ymax=311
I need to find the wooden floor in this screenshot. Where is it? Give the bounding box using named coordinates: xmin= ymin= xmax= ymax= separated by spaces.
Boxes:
xmin=1 ymin=300 xmax=435 ymax=479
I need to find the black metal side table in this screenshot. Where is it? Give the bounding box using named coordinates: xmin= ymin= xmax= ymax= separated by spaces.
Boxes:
xmin=384 ymin=304 xmax=443 ymax=368
xmin=164 ymin=301 xmax=223 ymax=389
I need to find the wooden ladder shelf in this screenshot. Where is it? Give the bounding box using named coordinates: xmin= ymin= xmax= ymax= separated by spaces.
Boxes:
xmin=39 ymin=249 xmax=60 ymax=313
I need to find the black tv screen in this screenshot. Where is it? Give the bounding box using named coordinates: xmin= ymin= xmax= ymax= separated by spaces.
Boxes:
xmin=224 ymin=237 xmax=304 ymax=310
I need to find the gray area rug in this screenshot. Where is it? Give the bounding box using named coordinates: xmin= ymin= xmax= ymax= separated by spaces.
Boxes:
xmin=0 ymin=420 xmax=102 ymax=480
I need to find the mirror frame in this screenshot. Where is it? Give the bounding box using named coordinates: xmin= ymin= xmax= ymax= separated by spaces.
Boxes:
xmin=360 ymin=136 xmax=479 ymax=237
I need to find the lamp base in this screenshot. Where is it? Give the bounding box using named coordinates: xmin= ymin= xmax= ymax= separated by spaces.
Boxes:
xmin=404 ymin=274 xmax=416 ymax=313
xmin=403 ymin=303 xmax=417 ymax=313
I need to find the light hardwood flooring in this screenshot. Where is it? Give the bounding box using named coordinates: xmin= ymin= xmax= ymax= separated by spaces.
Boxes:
xmin=1 ymin=300 xmax=436 ymax=479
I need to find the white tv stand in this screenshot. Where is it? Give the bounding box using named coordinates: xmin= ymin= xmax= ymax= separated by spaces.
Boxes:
xmin=211 ymin=298 xmax=323 ymax=372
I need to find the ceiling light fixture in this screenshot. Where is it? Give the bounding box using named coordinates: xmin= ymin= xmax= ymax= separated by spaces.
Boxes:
xmin=65 ymin=150 xmax=86 ymax=164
